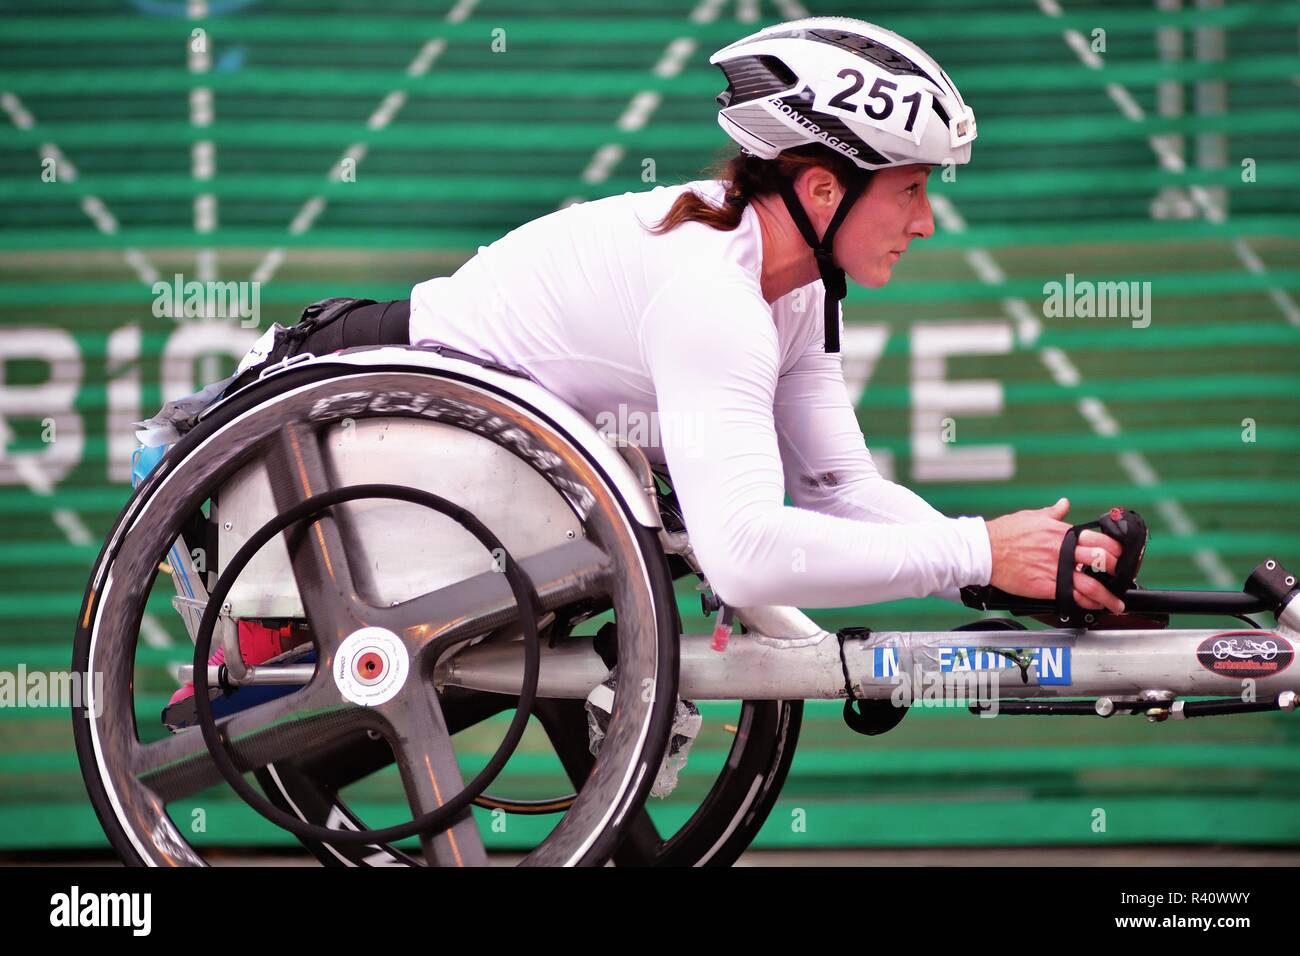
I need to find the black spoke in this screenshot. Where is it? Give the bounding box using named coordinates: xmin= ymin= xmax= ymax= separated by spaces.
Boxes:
xmin=533 ymin=698 xmax=597 ymax=788
xmin=134 ymin=680 xmax=367 ymax=803
xmin=264 ymin=421 xmax=371 ymax=647
xmin=377 ymin=538 xmax=613 ymax=661
xmin=283 ymin=688 xmax=516 ymax=792
xmin=378 ymin=684 xmax=489 ymax=867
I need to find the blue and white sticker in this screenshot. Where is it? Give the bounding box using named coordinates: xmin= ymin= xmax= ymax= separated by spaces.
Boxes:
xmin=936 ymin=646 xmax=1072 ymax=686
xmin=871 ymin=646 xmax=900 ymax=679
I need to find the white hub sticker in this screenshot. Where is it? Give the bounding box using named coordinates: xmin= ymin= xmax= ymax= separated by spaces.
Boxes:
xmin=334 ymin=627 xmax=409 ymax=706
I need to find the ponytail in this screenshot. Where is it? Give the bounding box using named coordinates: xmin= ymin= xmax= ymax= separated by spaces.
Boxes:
xmin=646 ymin=144 xmax=867 ymax=235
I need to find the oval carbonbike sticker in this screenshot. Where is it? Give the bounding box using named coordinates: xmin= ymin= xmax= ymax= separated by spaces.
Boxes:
xmin=1196 ymin=631 xmax=1294 ymax=678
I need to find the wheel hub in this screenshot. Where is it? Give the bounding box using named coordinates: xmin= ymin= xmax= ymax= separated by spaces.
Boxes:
xmin=335 ymin=627 xmax=408 ymax=706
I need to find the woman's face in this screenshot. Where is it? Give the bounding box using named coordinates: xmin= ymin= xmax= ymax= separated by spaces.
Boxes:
xmin=814 ymin=163 xmax=936 ymax=288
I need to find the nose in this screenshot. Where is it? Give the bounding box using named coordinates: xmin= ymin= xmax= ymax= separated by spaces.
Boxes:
xmin=912 ymin=193 xmax=935 ymax=240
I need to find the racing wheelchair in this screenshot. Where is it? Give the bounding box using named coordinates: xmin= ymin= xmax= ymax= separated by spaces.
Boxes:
xmin=72 ymin=339 xmax=1300 ymax=866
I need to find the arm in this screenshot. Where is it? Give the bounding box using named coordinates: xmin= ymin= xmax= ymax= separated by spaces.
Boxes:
xmin=771 ymin=341 xmax=993 ymax=603
xmin=639 ymin=276 xmax=991 ymax=609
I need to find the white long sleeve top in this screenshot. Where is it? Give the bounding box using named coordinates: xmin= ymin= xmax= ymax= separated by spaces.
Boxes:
xmin=410 ymin=179 xmax=991 ymax=608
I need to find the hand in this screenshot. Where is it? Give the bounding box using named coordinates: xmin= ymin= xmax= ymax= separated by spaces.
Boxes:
xmin=985 ymin=497 xmax=1126 ymax=614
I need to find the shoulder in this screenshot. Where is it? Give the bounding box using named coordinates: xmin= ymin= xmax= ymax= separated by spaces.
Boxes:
xmin=638 ymin=181 xmax=764 ymax=290
xmin=644 ymin=265 xmax=771 ymax=322
xmin=638 ymin=266 xmax=778 ymax=371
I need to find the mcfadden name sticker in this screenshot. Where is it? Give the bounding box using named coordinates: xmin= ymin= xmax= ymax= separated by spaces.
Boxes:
xmin=1196 ymin=631 xmax=1294 ymax=678
xmin=936 ymin=646 xmax=1072 ymax=686
xmin=870 ymin=645 xmax=1071 ymax=685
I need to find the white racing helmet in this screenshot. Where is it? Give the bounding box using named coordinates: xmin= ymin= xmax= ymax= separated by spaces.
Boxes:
xmin=709 ymin=18 xmax=977 ymax=352
xmin=710 ymin=16 xmax=977 ymax=171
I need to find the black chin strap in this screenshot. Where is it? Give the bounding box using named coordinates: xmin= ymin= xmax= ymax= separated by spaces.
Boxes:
xmin=776 ymin=174 xmax=871 ymax=353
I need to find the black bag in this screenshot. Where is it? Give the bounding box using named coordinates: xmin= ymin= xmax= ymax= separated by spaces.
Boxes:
xmin=220 ymin=296 xmax=380 ymax=398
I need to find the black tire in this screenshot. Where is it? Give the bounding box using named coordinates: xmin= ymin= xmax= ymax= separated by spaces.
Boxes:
xmin=615 ymin=698 xmax=802 ymax=866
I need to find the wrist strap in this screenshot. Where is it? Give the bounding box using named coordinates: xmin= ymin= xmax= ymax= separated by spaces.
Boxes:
xmin=1054 ymin=507 xmax=1149 ymax=625
xmin=962 ymin=507 xmax=1149 ymax=626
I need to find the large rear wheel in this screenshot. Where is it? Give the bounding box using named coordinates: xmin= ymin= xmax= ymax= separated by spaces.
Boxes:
xmin=72 ymin=365 xmax=679 ymax=866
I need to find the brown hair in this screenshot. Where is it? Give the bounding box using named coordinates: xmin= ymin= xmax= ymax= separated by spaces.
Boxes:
xmin=646 ymin=144 xmax=868 ymax=235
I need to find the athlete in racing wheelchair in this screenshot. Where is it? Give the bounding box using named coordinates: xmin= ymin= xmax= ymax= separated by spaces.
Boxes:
xmin=72 ymin=17 xmax=1300 ymax=866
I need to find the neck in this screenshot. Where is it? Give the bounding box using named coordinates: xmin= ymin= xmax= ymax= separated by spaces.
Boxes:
xmin=752 ymin=192 xmax=821 ymax=304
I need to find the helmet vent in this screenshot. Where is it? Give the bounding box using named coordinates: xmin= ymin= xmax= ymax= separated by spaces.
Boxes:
xmin=756 ymin=27 xmax=937 ymax=85
xmin=718 ymin=55 xmax=798 ymax=106
xmin=807 ymin=28 xmax=926 ymax=77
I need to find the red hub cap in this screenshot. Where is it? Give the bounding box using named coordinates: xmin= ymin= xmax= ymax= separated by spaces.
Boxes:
xmin=355 ymin=651 xmax=385 ymax=683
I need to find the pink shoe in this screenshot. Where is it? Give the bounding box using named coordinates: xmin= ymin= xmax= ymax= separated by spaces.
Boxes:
xmin=167 ymin=621 xmax=302 ymax=705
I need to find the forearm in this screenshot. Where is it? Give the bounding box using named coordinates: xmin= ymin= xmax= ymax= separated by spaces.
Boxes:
xmin=685 ymin=491 xmax=991 ymax=608
xmin=772 ymin=345 xmax=992 ymax=604
xmin=800 ymin=471 xmax=985 ymax=603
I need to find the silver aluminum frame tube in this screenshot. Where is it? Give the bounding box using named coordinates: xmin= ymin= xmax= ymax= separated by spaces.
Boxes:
xmin=439 ymin=623 xmax=1300 ymax=702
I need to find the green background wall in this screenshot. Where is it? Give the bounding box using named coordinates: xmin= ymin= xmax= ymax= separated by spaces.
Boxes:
xmin=1 ymin=0 xmax=1297 ymax=853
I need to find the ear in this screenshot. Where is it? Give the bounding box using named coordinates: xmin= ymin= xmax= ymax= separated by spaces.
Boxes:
xmin=796 ymin=165 xmax=843 ymax=213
